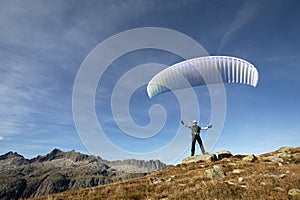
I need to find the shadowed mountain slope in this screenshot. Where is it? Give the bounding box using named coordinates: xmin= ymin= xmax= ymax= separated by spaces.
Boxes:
xmin=0 ymin=149 xmax=166 ymax=199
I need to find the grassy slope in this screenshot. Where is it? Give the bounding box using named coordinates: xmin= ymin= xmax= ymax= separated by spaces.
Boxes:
xmin=32 ymin=147 xmax=300 ymax=200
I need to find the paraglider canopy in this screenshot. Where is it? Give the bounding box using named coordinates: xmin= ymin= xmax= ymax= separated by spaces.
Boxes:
xmin=147 ymin=56 xmax=259 ymax=98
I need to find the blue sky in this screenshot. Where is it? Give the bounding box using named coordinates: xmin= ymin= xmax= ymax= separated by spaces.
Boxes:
xmin=0 ymin=0 xmax=299 ymax=164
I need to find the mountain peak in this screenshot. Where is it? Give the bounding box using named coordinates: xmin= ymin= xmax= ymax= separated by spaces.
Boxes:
xmin=50 ymin=148 xmax=62 ymax=155
xmin=0 ymin=151 xmax=27 ymax=167
xmin=29 ymin=148 xmax=102 ymax=163
xmin=30 ymin=148 xmax=64 ymax=162
xmin=0 ymin=151 xmax=24 ymax=160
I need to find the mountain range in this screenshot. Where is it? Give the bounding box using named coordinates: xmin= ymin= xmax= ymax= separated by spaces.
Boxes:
xmin=0 ymin=148 xmax=166 ymax=199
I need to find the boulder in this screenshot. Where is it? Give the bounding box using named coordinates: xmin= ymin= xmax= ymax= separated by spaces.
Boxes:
xmin=182 ymin=154 xmax=217 ymax=164
xmin=225 ymin=180 xmax=236 ymax=186
xmin=232 ymin=169 xmax=244 ymax=174
xmin=242 ymin=154 xmax=257 ymax=162
xmin=265 ymin=155 xmax=284 ymax=163
xmin=277 ymin=152 xmax=291 ymax=158
xmin=273 ymin=187 xmax=285 ymax=192
xmin=278 ymin=147 xmax=292 ymax=153
xmin=204 ymin=165 xmax=225 ymax=180
xmin=166 ymin=175 xmax=176 ymax=182
xmin=150 ymin=177 xmax=164 ymax=184
xmin=288 ymin=188 xmax=300 ymax=196
xmin=215 ymin=150 xmax=232 ymax=160
xmin=264 ymin=174 xmax=286 ymax=179
xmin=277 ymin=147 xmax=292 ymax=158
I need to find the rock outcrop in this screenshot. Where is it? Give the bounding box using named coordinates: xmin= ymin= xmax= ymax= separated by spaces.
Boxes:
xmin=204 ymin=165 xmax=226 ymax=180
xmin=215 ymin=150 xmax=232 ymax=160
xmin=242 ymin=154 xmax=257 ymax=162
xmin=288 ymin=188 xmax=300 ymax=196
xmin=182 ymin=150 xmax=232 ymax=164
xmin=182 ymin=154 xmax=217 ymax=164
xmin=0 ymin=149 xmax=166 ymax=200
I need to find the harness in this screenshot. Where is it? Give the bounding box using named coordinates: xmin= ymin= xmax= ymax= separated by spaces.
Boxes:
xmin=192 ymin=125 xmax=200 ymax=135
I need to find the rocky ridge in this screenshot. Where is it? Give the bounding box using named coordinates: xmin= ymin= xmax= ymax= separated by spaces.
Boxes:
xmin=105 ymin=159 xmax=166 ymax=173
xmin=0 ymin=149 xmax=166 ymax=200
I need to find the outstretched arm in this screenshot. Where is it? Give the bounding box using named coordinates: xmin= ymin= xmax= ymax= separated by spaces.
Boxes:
xmin=181 ymin=120 xmax=191 ymax=129
xmin=200 ymin=125 xmax=213 ymax=130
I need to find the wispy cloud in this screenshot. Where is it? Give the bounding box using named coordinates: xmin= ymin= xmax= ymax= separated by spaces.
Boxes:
xmin=217 ymin=1 xmax=263 ymax=53
xmin=0 ymin=0 xmax=163 ymax=156
xmin=0 ymin=2 xmax=76 ymax=139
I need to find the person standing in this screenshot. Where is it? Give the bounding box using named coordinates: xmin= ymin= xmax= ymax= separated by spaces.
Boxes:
xmin=181 ymin=120 xmax=212 ymax=156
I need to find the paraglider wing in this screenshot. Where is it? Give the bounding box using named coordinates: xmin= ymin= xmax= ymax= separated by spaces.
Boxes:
xmin=147 ymin=56 xmax=259 ymax=98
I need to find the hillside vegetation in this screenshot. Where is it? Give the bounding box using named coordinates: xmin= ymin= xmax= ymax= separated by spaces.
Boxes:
xmin=33 ymin=147 xmax=300 ymax=200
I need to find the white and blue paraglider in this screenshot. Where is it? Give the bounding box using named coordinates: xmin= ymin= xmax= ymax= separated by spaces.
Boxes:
xmin=147 ymin=56 xmax=259 ymax=98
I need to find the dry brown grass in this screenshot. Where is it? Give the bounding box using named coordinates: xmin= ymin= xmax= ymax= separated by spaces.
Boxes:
xmin=32 ymin=147 xmax=300 ymax=200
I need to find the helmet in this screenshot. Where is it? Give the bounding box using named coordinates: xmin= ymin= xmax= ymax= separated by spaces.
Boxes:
xmin=192 ymin=120 xmax=197 ymax=124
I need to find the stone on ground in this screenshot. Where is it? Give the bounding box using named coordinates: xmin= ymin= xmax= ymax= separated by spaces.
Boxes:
xmin=204 ymin=165 xmax=225 ymax=180
xmin=182 ymin=154 xmax=217 ymax=164
xmin=242 ymin=154 xmax=257 ymax=162
xmin=215 ymin=150 xmax=232 ymax=160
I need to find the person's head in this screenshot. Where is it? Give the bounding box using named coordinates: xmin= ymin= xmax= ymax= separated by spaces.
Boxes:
xmin=192 ymin=120 xmax=197 ymax=125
